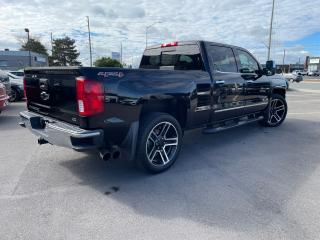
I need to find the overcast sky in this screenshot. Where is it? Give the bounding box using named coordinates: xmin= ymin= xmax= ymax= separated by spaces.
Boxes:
xmin=0 ymin=0 xmax=319 ymax=66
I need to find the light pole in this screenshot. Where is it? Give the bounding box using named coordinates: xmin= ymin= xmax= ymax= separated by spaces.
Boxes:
xmin=282 ymin=49 xmax=285 ymax=73
xmin=120 ymin=42 xmax=123 ymax=66
xmin=267 ymin=0 xmax=275 ymax=60
xmin=24 ymin=28 xmax=31 ymax=67
xmin=146 ymin=22 xmax=161 ymax=48
xmin=86 ymin=16 xmax=93 ymax=67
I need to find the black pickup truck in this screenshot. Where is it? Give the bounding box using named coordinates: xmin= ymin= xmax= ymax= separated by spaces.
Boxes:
xmin=20 ymin=41 xmax=287 ymax=173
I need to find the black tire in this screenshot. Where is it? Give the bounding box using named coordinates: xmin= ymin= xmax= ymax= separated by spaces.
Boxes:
xmin=9 ymin=88 xmax=19 ymax=102
xmin=136 ymin=112 xmax=183 ymax=173
xmin=259 ymin=94 xmax=287 ymax=127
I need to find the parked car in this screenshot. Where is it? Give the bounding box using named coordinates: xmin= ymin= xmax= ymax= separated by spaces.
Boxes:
xmin=0 ymin=70 xmax=11 ymax=97
xmin=292 ymin=70 xmax=308 ymax=76
xmin=0 ymin=82 xmax=9 ymax=114
xmin=307 ymin=70 xmax=320 ymax=76
xmin=301 ymin=70 xmax=308 ymax=76
xmin=283 ymin=72 xmax=303 ymax=82
xmin=6 ymin=70 xmax=25 ymax=102
xmin=20 ymin=40 xmax=287 ymax=173
xmin=276 ymin=74 xmax=289 ymax=89
xmin=7 ymin=70 xmax=24 ymax=81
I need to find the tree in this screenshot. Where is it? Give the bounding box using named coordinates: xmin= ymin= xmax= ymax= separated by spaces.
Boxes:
xmin=49 ymin=37 xmax=80 ymax=66
xmin=20 ymin=38 xmax=48 ymax=55
xmin=94 ymin=57 xmax=123 ymax=68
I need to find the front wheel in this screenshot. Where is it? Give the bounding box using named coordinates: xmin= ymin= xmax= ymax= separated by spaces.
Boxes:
xmin=259 ymin=94 xmax=287 ymax=127
xmin=136 ymin=113 xmax=182 ymax=173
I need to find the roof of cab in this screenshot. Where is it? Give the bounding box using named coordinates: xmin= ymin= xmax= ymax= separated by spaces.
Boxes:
xmin=145 ymin=40 xmax=246 ymax=51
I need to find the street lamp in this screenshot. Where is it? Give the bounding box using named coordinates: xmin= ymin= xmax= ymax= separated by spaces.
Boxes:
xmin=145 ymin=22 xmax=161 ymax=48
xmin=24 ymin=28 xmax=31 ymax=67
xmin=267 ymin=0 xmax=275 ymax=60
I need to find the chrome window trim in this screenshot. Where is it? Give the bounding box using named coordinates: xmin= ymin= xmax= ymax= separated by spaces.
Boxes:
xmin=215 ymin=102 xmax=268 ymax=113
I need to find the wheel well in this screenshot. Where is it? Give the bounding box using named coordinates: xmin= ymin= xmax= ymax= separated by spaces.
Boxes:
xmin=273 ymin=88 xmax=286 ymax=98
xmin=140 ymin=99 xmax=188 ymax=129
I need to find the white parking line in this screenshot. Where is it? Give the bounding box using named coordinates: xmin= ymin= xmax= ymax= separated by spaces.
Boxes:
xmin=287 ymin=93 xmax=320 ymax=97
xmin=288 ymin=100 xmax=320 ymax=103
xmin=295 ymin=89 xmax=320 ymax=94
xmin=302 ymin=81 xmax=320 ymax=83
xmin=288 ymin=112 xmax=320 ymax=115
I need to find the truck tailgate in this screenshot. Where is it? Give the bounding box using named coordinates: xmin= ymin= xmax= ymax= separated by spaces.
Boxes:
xmin=25 ymin=68 xmax=80 ymax=125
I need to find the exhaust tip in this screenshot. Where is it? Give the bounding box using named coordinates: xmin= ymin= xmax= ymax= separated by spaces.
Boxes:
xmin=38 ymin=138 xmax=48 ymax=145
xmin=19 ymin=122 xmax=26 ymax=128
xmin=112 ymin=150 xmax=121 ymax=159
xmin=100 ymin=150 xmax=111 ymax=161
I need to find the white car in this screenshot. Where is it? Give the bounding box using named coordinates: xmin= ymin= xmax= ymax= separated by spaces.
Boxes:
xmin=283 ymin=72 xmax=303 ymax=82
xmin=292 ymin=70 xmax=308 ymax=76
xmin=7 ymin=70 xmax=24 ymax=84
xmin=307 ymin=70 xmax=320 ymax=76
xmin=5 ymin=71 xmax=25 ymax=102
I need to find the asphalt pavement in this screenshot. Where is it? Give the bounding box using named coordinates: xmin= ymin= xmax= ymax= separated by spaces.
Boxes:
xmin=0 ymin=84 xmax=320 ymax=240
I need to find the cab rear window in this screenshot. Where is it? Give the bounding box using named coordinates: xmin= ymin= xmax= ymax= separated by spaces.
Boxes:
xmin=140 ymin=44 xmax=205 ymax=71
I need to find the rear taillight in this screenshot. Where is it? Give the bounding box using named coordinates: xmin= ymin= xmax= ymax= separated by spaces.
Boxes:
xmin=23 ymin=77 xmax=27 ymax=99
xmin=161 ymin=41 xmax=178 ymax=48
xmin=76 ymin=77 xmax=104 ymax=116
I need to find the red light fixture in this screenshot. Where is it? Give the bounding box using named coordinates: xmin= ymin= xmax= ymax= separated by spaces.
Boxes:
xmin=161 ymin=41 xmax=178 ymax=48
xmin=76 ymin=77 xmax=104 ymax=116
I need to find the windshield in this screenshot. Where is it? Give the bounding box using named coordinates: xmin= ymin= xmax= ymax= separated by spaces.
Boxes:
xmin=140 ymin=44 xmax=205 ymax=71
xmin=10 ymin=72 xmax=24 ymax=77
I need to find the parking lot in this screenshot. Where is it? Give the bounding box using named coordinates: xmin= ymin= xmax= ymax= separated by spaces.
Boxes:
xmin=0 ymin=82 xmax=320 ymax=240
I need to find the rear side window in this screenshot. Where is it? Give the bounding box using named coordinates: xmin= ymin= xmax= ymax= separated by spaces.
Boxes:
xmin=140 ymin=44 xmax=205 ymax=71
xmin=235 ymin=49 xmax=259 ymax=73
xmin=208 ymin=45 xmax=237 ymax=73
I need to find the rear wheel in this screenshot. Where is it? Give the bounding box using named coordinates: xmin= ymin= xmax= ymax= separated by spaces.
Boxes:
xmin=9 ymin=88 xmax=19 ymax=102
xmin=259 ymin=94 xmax=287 ymax=127
xmin=136 ymin=113 xmax=182 ymax=173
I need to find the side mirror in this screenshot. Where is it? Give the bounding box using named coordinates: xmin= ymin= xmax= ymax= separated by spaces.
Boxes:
xmin=265 ymin=60 xmax=275 ymax=75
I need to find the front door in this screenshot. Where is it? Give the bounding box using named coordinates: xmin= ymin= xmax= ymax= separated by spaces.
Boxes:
xmin=234 ymin=48 xmax=269 ymax=114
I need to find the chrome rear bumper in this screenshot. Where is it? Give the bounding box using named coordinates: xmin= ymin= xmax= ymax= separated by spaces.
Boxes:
xmin=19 ymin=111 xmax=104 ymax=150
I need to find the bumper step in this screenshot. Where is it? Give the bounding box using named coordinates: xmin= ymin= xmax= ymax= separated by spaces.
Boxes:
xmin=19 ymin=111 xmax=104 ymax=150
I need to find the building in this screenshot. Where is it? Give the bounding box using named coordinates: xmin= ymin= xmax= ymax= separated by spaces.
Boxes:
xmin=306 ymin=56 xmax=320 ymax=72
xmin=275 ymin=64 xmax=304 ymax=74
xmin=0 ymin=50 xmax=48 ymax=71
xmin=111 ymin=52 xmax=120 ymax=62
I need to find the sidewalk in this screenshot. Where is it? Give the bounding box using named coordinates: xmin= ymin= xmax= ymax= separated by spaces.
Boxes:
xmin=304 ymin=77 xmax=320 ymax=83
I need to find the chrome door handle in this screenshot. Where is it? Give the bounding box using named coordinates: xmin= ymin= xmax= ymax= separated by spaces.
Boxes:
xmin=215 ymin=80 xmax=225 ymax=84
xmin=246 ymin=80 xmax=254 ymax=83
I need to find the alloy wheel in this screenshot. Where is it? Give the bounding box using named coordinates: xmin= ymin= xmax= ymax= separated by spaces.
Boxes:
xmin=146 ymin=121 xmax=179 ymax=167
xmin=268 ymin=98 xmax=286 ymax=125
xmin=9 ymin=90 xmax=17 ymax=102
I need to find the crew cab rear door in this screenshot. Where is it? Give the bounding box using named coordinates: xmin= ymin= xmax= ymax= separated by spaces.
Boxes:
xmin=206 ymin=44 xmax=246 ymax=121
xmin=140 ymin=43 xmax=212 ymax=127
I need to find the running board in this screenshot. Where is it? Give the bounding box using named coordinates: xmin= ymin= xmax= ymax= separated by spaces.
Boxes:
xmin=202 ymin=116 xmax=264 ymax=134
